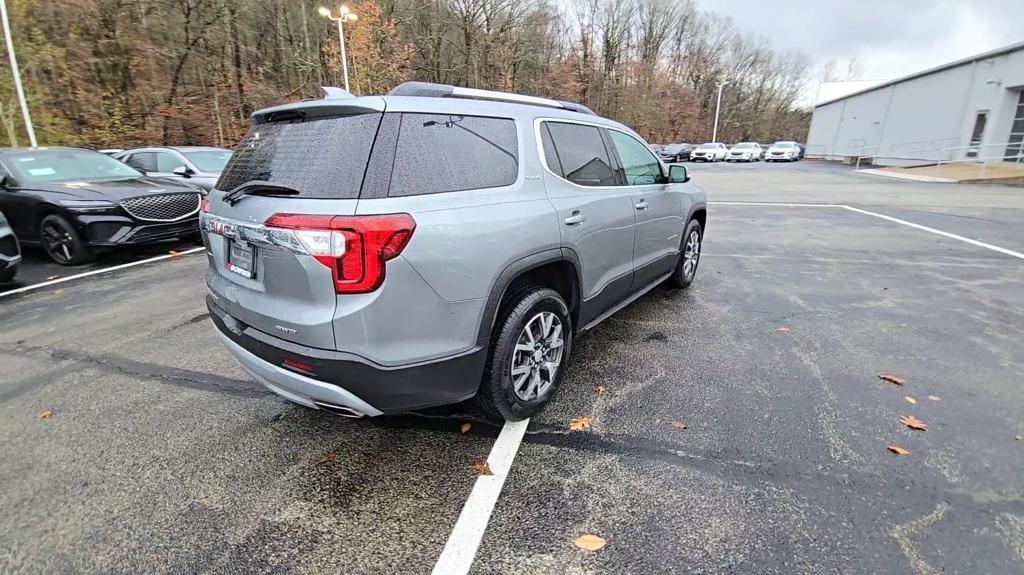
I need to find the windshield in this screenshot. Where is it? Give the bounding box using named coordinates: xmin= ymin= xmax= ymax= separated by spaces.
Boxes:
xmin=772 ymin=142 xmax=795 ymax=148
xmin=733 ymin=143 xmax=755 ymax=149
xmin=184 ymin=150 xmax=233 ymax=173
xmin=664 ymin=144 xmax=688 ymax=153
xmin=6 ymin=149 xmax=141 ymax=184
xmin=696 ymin=143 xmax=718 ymax=150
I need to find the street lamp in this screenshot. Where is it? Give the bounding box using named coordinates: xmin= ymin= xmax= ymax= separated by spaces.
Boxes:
xmin=0 ymin=0 xmax=36 ymax=147
xmin=318 ymin=5 xmax=358 ymax=93
xmin=711 ymin=83 xmax=724 ymax=143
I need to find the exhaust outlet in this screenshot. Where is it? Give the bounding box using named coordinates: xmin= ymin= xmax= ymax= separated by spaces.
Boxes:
xmin=313 ymin=401 xmax=366 ymax=418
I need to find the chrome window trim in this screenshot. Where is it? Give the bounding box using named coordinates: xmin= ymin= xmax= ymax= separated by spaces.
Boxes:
xmin=200 ymin=212 xmax=308 ymax=255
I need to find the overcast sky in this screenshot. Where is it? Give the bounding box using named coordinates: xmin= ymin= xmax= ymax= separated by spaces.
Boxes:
xmin=696 ymin=0 xmax=1024 ymax=100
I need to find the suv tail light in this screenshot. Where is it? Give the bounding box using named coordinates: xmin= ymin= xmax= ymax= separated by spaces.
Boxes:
xmin=264 ymin=213 xmax=416 ymax=294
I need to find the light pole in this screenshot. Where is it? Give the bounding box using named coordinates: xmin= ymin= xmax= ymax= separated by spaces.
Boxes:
xmin=0 ymin=0 xmax=36 ymax=147
xmin=711 ymin=83 xmax=724 ymax=143
xmin=318 ymin=5 xmax=358 ymax=93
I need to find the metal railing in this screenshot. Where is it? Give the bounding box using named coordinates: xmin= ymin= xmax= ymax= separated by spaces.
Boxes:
xmin=854 ymin=150 xmax=1024 ymax=180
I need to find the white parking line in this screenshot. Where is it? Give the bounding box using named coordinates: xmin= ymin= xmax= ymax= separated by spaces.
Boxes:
xmin=710 ymin=201 xmax=1024 ymax=261
xmin=0 ymin=247 xmax=205 ymax=299
xmin=432 ymin=418 xmax=530 ymax=575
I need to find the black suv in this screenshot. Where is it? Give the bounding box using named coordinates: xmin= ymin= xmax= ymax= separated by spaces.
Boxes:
xmin=0 ymin=147 xmax=202 ymax=265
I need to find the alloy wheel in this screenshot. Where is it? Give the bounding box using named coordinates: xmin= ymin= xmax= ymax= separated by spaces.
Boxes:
xmin=41 ymin=220 xmax=76 ymax=264
xmin=682 ymin=228 xmax=701 ymax=279
xmin=510 ymin=311 xmax=564 ymax=401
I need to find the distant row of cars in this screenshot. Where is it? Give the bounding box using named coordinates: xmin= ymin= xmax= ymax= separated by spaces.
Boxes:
xmin=0 ymin=146 xmax=233 ymax=280
xmin=653 ymin=141 xmax=805 ymax=163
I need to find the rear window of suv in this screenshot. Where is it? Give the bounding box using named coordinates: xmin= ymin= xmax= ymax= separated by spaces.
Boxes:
xmin=216 ymin=112 xmax=382 ymax=198
xmin=388 ymin=113 xmax=518 ymax=197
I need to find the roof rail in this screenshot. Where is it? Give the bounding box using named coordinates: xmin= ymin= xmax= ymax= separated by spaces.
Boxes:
xmin=388 ymin=82 xmax=596 ymax=116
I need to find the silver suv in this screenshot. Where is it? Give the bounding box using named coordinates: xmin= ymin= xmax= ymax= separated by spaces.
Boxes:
xmin=202 ymin=82 xmax=706 ymax=421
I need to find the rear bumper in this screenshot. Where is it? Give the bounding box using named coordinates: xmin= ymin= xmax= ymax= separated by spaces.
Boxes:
xmin=208 ymin=297 xmax=487 ymax=414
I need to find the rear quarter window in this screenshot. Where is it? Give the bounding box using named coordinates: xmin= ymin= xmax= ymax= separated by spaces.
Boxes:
xmin=216 ymin=113 xmax=382 ymax=198
xmin=388 ymin=113 xmax=518 ymax=197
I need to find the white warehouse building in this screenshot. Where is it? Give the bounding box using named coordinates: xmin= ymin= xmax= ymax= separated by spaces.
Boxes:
xmin=807 ymin=41 xmax=1024 ymax=167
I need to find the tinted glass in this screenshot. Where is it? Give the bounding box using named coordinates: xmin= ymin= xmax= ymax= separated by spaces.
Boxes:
xmin=156 ymin=152 xmax=186 ymax=172
xmin=6 ymin=150 xmax=141 ymax=183
xmin=608 ymin=130 xmax=662 ymax=185
xmin=696 ymin=143 xmax=717 ymax=150
xmin=544 ymin=122 xmax=616 ymax=186
xmin=540 ymin=123 xmax=563 ymax=176
xmin=733 ymin=143 xmax=755 ymax=149
xmin=389 ymin=113 xmax=518 ymax=197
xmin=772 ymin=142 xmax=794 ymax=148
xmin=184 ymin=150 xmax=232 ymax=172
xmin=217 ymin=112 xmax=382 ymax=198
xmin=126 ymin=152 xmax=157 ymax=172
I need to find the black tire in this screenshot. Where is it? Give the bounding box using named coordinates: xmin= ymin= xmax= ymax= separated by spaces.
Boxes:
xmin=667 ymin=219 xmax=702 ymax=289
xmin=0 ymin=265 xmax=17 ymax=283
xmin=478 ymin=287 xmax=573 ymax=421
xmin=39 ymin=214 xmax=94 ymax=265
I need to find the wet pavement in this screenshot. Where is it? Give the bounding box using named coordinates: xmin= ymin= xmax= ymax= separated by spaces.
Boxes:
xmin=2 ymin=162 xmax=1023 ymax=574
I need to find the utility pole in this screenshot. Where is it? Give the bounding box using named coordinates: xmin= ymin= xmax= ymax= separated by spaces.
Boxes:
xmin=711 ymin=83 xmax=724 ymax=143
xmin=0 ymin=0 xmax=36 ymax=147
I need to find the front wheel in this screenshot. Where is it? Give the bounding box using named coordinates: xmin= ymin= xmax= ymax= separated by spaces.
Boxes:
xmin=40 ymin=214 xmax=94 ymax=265
xmin=478 ymin=287 xmax=572 ymax=421
xmin=667 ymin=219 xmax=702 ymax=289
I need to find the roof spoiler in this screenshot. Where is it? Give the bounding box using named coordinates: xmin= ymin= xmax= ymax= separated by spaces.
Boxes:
xmin=388 ymin=82 xmax=596 ymax=116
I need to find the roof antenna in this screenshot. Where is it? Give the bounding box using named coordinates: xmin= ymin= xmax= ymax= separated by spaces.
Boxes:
xmin=321 ymin=86 xmax=353 ymax=99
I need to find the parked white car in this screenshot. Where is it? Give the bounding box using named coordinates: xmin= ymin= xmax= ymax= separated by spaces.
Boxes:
xmin=765 ymin=141 xmax=800 ymax=162
xmin=690 ymin=143 xmax=728 ymax=162
xmin=727 ymin=142 xmax=762 ymax=162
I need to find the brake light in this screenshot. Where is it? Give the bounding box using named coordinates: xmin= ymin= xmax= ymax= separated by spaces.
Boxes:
xmin=264 ymin=213 xmax=416 ymax=294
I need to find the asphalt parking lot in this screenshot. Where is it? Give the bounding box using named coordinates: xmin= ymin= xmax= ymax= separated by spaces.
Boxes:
xmin=2 ymin=161 xmax=1023 ymax=574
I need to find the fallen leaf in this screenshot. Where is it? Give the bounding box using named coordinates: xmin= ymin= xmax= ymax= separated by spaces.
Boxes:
xmin=471 ymin=460 xmax=493 ymax=476
xmin=51 ymin=289 xmax=64 ymax=295
xmin=569 ymin=417 xmax=593 ymax=431
xmin=654 ymin=418 xmax=662 ymax=424
xmin=776 ymin=326 xmax=791 ymax=332
xmin=669 ymin=420 xmax=688 ymax=430
xmin=879 ymin=374 xmax=906 ymax=386
xmin=592 ymin=385 xmax=607 ymax=394
xmin=900 ymin=415 xmax=927 ymax=431
xmin=39 ymin=410 xmax=53 ymax=419
xmin=1015 ymin=435 xmax=1022 ymax=442
xmin=573 ymin=534 xmax=607 ymax=551
xmin=927 ymin=395 xmax=941 ymax=401
xmin=317 ymin=451 xmax=336 ymax=465
xmin=169 ymin=250 xmax=183 ymax=257
xmin=460 ymin=422 xmax=472 ymax=434
xmin=887 ymin=445 xmax=911 ymax=456
xmin=881 ymin=287 xmax=888 ymax=291
xmin=46 ymin=275 xmax=60 ymax=280
xmin=904 ymin=396 xmax=917 ymax=404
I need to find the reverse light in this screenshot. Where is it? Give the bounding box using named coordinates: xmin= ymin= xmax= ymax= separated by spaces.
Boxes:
xmin=264 ymin=213 xmax=416 ymax=294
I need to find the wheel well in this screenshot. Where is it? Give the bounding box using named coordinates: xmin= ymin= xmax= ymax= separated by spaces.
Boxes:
xmin=691 ymin=208 xmax=706 ymax=232
xmin=498 ymin=260 xmax=580 ymax=332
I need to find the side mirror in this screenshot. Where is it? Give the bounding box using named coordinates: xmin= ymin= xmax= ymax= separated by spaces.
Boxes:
xmin=172 ymin=166 xmax=194 ymax=177
xmin=668 ymin=165 xmax=689 ymax=183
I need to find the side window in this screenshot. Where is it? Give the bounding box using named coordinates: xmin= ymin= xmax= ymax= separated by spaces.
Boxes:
xmin=607 ymin=130 xmax=663 ymax=185
xmin=543 ymin=122 xmax=617 ymax=187
xmin=540 ymin=123 xmax=563 ymax=176
xmin=156 ymin=152 xmax=186 ymax=172
xmin=126 ymin=152 xmax=157 ymax=172
xmin=388 ymin=113 xmax=518 ymax=197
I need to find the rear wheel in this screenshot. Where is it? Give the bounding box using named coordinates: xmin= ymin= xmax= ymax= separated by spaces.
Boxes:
xmin=667 ymin=219 xmax=702 ymax=289
xmin=0 ymin=265 xmax=17 ymax=283
xmin=40 ymin=214 xmax=94 ymax=265
xmin=478 ymin=287 xmax=572 ymax=421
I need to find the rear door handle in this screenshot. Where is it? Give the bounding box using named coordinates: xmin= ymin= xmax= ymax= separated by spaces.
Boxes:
xmin=635 ymin=199 xmax=648 ymax=211
xmin=564 ymin=211 xmax=586 ymax=225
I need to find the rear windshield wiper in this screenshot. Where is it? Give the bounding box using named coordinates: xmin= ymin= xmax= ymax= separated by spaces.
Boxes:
xmin=221 ymin=181 xmax=301 ymax=206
